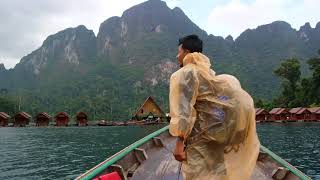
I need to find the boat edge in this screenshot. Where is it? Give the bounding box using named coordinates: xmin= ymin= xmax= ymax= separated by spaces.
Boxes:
xmin=76 ymin=125 xmax=310 ymax=180
xmin=76 ymin=126 xmax=169 ymax=180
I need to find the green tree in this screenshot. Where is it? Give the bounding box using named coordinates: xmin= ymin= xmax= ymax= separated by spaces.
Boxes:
xmin=274 ymin=58 xmax=301 ymax=107
xmin=307 ymin=49 xmax=320 ymax=104
xmin=0 ymin=95 xmax=16 ymax=115
xmin=254 ymin=98 xmax=274 ymax=111
xmin=296 ymin=78 xmax=312 ymax=106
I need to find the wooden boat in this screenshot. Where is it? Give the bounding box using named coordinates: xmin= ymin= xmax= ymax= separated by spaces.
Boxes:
xmin=97 ymin=120 xmax=114 ymax=126
xmin=76 ymin=126 xmax=310 ymax=180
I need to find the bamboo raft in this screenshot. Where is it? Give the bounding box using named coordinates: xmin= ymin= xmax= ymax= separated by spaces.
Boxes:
xmin=76 ymin=126 xmax=310 ymax=180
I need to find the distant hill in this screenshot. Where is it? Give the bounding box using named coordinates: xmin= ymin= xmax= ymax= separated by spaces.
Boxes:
xmin=0 ymin=0 xmax=319 ymax=119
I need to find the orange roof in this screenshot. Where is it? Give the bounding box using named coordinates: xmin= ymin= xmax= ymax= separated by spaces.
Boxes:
xmin=269 ymin=108 xmax=288 ymax=115
xmin=276 ymin=108 xmax=289 ymax=115
xmin=36 ymin=112 xmax=51 ymax=119
xmin=308 ymin=107 xmax=320 ymax=114
xmin=55 ymin=112 xmax=70 ymax=118
xmin=256 ymin=108 xmax=269 ymax=115
xmin=76 ymin=112 xmax=88 ymax=118
xmin=296 ymin=108 xmax=310 ymax=115
xmin=289 ymin=107 xmax=303 ymax=114
xmin=269 ymin=108 xmax=281 ymax=114
xmin=14 ymin=112 xmax=31 ymax=119
xmin=0 ymin=112 xmax=10 ymax=119
xmin=133 ymin=96 xmax=165 ymax=116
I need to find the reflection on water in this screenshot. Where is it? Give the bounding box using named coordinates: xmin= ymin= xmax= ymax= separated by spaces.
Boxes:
xmin=0 ymin=123 xmax=319 ymax=179
xmin=257 ymin=123 xmax=320 ymax=179
xmin=0 ymin=125 xmax=163 ymax=180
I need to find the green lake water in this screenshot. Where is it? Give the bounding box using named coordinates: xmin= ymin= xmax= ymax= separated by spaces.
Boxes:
xmin=0 ymin=123 xmax=319 ymax=179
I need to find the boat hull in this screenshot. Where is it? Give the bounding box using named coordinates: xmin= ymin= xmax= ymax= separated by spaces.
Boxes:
xmin=77 ymin=126 xmax=310 ymax=180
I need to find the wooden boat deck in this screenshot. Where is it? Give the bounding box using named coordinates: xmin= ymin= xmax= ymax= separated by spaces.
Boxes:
xmin=130 ymin=132 xmax=182 ymax=180
xmin=77 ymin=126 xmax=309 ymax=180
xmin=130 ymin=132 xmax=289 ymax=180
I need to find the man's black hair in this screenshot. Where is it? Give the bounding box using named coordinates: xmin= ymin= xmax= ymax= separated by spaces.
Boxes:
xmin=178 ymin=34 xmax=203 ymax=53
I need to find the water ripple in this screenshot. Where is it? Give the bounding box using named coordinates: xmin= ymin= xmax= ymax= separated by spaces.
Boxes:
xmin=0 ymin=126 xmax=163 ymax=179
xmin=257 ymin=123 xmax=320 ymax=179
xmin=0 ymin=123 xmax=319 ymax=179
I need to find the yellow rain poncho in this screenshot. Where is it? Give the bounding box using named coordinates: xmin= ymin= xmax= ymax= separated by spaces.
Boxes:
xmin=169 ymin=52 xmax=260 ymax=180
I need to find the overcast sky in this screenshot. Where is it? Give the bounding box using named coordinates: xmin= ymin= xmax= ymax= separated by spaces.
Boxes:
xmin=1 ymin=0 xmax=319 ymax=69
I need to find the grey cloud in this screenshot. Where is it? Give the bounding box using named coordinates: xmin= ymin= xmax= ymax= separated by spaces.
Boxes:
xmin=0 ymin=0 xmax=145 ymax=69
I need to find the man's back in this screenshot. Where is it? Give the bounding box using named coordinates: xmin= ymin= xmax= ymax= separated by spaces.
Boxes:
xmin=169 ymin=52 xmax=260 ymax=180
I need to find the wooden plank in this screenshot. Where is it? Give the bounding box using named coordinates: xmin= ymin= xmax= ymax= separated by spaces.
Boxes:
xmin=134 ymin=148 xmax=148 ymax=163
xmin=272 ymin=167 xmax=288 ymax=180
xmin=131 ymin=135 xmax=182 ymax=180
xmin=153 ymin=137 xmax=165 ymax=147
xmin=109 ymin=164 xmax=127 ymax=180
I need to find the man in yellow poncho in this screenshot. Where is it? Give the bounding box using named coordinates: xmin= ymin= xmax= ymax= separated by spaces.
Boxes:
xmin=169 ymin=35 xmax=260 ymax=180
